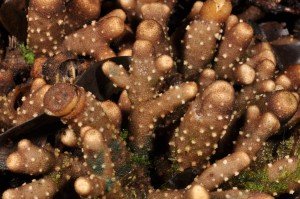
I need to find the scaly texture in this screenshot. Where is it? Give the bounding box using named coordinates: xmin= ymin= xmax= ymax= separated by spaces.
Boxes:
xmin=43 ymin=83 xmax=151 ymax=198
xmin=192 ymin=152 xmax=251 ymax=191
xmin=103 ymin=40 xmax=198 ymax=152
xmin=148 ymin=184 xmax=209 ymax=199
xmin=43 ymin=83 xmax=129 ymax=177
xmin=170 ymin=80 xmax=235 ymax=171
xmin=3 ymin=139 xmax=89 ymax=199
xmin=183 ymin=0 xmax=232 ymax=79
xmin=2 ymin=1 xmax=300 ymax=198
xmin=235 ymin=91 xmax=299 ymax=160
xmin=62 ymin=9 xmax=126 ymax=61
xmin=0 ymin=78 xmax=50 ymax=131
xmin=0 ymin=69 xmax=14 ymax=95
xmin=27 ymin=0 xmax=102 ymax=56
xmin=118 ymin=0 xmax=176 ymax=21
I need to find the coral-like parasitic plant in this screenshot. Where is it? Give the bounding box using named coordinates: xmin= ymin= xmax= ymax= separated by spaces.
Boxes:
xmin=0 ymin=0 xmax=299 ymax=198
xmin=0 ymin=78 xmax=50 ymax=132
xmin=27 ymin=0 xmax=102 ymax=56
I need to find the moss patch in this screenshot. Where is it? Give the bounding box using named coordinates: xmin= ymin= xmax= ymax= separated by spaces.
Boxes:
xmin=131 ymin=154 xmax=150 ymax=166
xmin=87 ymin=151 xmax=105 ymax=175
xmin=19 ymin=44 xmax=35 ymax=64
xmin=120 ymin=129 xmax=129 ymax=141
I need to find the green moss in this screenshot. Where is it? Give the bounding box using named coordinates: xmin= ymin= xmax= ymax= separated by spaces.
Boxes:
xmin=105 ymin=178 xmax=114 ymax=193
xmin=49 ymin=171 xmax=62 ymax=185
xmin=277 ymin=138 xmax=295 ymax=159
xmin=19 ymin=44 xmax=35 ymax=64
xmin=166 ymin=157 xmax=180 ymax=175
xmin=131 ymin=154 xmax=150 ymax=166
xmin=109 ymin=139 xmax=121 ymax=162
xmin=120 ymin=129 xmax=129 ymax=141
xmin=115 ymin=161 xmax=133 ymax=178
xmin=170 ymin=162 xmax=179 ymax=173
xmin=234 ymin=158 xmax=300 ymax=194
xmin=254 ymin=142 xmax=276 ymax=167
xmin=130 ymin=189 xmax=138 ymax=198
xmin=87 ymin=151 xmax=105 ymax=175
xmin=285 ymin=159 xmax=300 ymax=184
xmin=126 ymin=188 xmax=148 ymax=199
xmin=235 ymin=168 xmax=287 ymax=193
xmin=232 ymin=134 xmax=300 ymax=194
